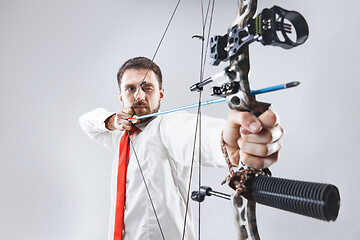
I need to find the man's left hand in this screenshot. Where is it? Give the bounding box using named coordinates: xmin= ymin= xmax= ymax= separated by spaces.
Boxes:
xmin=222 ymin=109 xmax=284 ymax=170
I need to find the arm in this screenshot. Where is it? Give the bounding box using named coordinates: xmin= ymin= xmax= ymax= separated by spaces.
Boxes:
xmin=159 ymin=111 xmax=227 ymax=167
xmin=79 ymin=108 xmax=119 ymax=152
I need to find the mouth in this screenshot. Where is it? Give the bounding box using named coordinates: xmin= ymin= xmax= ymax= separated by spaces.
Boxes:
xmin=133 ymin=101 xmax=149 ymax=108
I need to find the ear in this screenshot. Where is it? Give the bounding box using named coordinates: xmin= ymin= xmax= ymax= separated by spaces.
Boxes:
xmin=119 ymin=91 xmax=124 ymax=105
xmin=159 ymin=88 xmax=165 ymax=102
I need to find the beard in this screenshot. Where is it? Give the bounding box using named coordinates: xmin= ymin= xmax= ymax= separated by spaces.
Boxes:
xmin=133 ymin=100 xmax=161 ymax=123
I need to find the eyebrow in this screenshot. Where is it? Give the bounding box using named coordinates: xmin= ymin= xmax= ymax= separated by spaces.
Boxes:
xmin=123 ymin=83 xmax=136 ymax=89
xmin=141 ymin=82 xmax=155 ymax=88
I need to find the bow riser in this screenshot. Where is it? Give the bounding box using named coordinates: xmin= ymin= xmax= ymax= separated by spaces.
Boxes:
xmin=207 ymin=1 xmax=312 ymax=240
xmin=228 ymin=2 xmax=265 ymax=240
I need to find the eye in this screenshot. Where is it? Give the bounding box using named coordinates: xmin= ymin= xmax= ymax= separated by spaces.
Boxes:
xmin=143 ymin=86 xmax=154 ymax=92
xmin=126 ymin=86 xmax=136 ymax=92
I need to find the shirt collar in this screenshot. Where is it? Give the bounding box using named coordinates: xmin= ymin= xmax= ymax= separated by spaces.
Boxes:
xmin=135 ymin=116 xmax=157 ymax=131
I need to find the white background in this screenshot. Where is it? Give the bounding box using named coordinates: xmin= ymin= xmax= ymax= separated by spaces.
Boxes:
xmin=1 ymin=0 xmax=359 ymax=239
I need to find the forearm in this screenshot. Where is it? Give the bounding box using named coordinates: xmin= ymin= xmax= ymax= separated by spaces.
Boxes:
xmin=79 ymin=108 xmax=118 ymax=151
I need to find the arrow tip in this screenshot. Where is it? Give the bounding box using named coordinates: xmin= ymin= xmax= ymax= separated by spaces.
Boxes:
xmin=285 ymin=81 xmax=300 ymax=88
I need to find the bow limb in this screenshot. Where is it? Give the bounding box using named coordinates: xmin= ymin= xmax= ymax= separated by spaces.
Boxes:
xmin=233 ymin=195 xmax=260 ymax=240
xmin=231 ymin=0 xmax=257 ymax=28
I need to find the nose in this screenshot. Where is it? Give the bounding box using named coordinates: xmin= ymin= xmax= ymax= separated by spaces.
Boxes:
xmin=135 ymin=87 xmax=146 ymax=101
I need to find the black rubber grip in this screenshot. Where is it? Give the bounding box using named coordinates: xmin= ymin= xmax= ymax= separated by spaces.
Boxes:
xmin=251 ymin=176 xmax=340 ymax=221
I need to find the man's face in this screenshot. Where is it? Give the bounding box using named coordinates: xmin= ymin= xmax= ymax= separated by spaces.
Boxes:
xmin=119 ymin=68 xmax=164 ymax=119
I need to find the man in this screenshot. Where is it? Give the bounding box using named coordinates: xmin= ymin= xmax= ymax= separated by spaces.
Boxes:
xmin=79 ymin=57 xmax=283 ymax=240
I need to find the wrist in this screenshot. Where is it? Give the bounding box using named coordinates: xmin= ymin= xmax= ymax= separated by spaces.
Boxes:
xmin=221 ymin=131 xmax=240 ymax=168
xmin=105 ymin=114 xmax=116 ymax=131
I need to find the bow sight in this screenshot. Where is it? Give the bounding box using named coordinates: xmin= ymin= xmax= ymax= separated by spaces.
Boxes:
xmin=210 ymin=5 xmax=309 ymax=66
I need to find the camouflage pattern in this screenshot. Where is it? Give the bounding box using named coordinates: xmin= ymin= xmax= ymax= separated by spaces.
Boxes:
xmin=232 ymin=195 xmax=261 ymax=240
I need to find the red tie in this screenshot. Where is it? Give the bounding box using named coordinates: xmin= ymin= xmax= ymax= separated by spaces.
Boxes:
xmin=114 ymin=126 xmax=138 ymax=240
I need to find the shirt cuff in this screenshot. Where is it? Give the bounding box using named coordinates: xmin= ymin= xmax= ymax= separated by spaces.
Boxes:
xmin=92 ymin=108 xmax=116 ymax=131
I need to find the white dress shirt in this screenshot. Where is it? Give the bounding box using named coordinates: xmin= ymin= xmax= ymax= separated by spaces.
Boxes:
xmin=79 ymin=108 xmax=227 ymax=240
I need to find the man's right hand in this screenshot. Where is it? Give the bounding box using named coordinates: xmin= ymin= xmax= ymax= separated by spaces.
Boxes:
xmin=105 ymin=107 xmax=134 ymax=131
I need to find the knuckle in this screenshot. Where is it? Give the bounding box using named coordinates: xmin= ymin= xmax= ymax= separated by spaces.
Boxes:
xmin=268 ymin=109 xmax=279 ymax=122
xmin=267 ymin=116 xmax=277 ymax=127
xmin=263 ymin=130 xmax=273 ymax=143
xmin=259 ymin=145 xmax=270 ymax=157
xmin=269 ymin=111 xmax=277 ymax=123
xmin=278 ymin=139 xmax=283 ymax=149
xmin=238 ymin=139 xmax=246 ymax=150
xmin=122 ymin=125 xmax=131 ymax=131
xmin=122 ymin=114 xmax=130 ymax=120
xmin=240 ymin=133 xmax=248 ymax=141
xmin=228 ymin=110 xmax=254 ymax=126
xmin=242 ymin=152 xmax=280 ymax=170
xmin=253 ymin=161 xmax=266 ymax=170
xmin=122 ymin=107 xmax=132 ymax=114
xmin=238 ymin=142 xmax=245 ymax=151
xmin=242 ymin=156 xmax=265 ymax=170
xmin=261 ymin=109 xmax=279 ymax=127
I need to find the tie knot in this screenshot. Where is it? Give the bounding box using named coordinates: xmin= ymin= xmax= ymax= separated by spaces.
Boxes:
xmin=128 ymin=126 xmax=138 ymax=135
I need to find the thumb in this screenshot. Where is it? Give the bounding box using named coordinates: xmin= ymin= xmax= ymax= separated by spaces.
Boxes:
xmin=228 ymin=110 xmax=262 ymax=134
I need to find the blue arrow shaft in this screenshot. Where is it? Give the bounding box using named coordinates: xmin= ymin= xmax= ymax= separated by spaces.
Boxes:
xmin=128 ymin=82 xmax=296 ymax=121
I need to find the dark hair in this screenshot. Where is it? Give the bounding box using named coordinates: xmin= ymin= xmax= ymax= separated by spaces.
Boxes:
xmin=117 ymin=56 xmax=162 ymax=89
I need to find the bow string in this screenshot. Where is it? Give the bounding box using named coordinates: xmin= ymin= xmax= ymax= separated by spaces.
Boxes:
xmin=127 ymin=1 xmax=182 ymax=239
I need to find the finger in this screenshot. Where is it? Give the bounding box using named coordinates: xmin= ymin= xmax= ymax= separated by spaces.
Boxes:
xmin=238 ymin=138 xmax=283 ymax=157
xmin=241 ymin=125 xmax=284 ymax=144
xmin=258 ymin=109 xmax=279 ymax=128
xmin=122 ymin=125 xmax=133 ymax=131
xmin=116 ymin=111 xmax=133 ymax=121
xmin=120 ymin=124 xmax=133 ymax=131
xmin=240 ymin=151 xmax=279 ymax=170
xmin=240 ymin=109 xmax=279 ymax=134
xmin=227 ymin=110 xmax=262 ymax=133
xmin=121 ymin=107 xmax=134 ymax=115
xmin=118 ymin=119 xmax=133 ymax=131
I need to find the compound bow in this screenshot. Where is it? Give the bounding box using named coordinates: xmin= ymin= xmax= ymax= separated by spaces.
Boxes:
xmin=128 ymin=1 xmax=340 ymax=240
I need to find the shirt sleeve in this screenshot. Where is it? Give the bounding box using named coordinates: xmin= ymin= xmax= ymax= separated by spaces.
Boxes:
xmin=79 ymin=108 xmax=121 ymax=152
xmin=159 ymin=111 xmax=227 ymax=168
